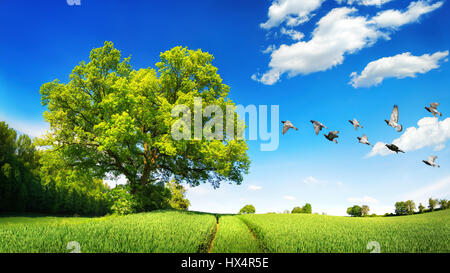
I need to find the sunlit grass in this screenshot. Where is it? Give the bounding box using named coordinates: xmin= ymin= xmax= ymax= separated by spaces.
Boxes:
xmin=212 ymin=216 xmax=261 ymax=253
xmin=238 ymin=210 xmax=450 ymax=253
xmin=0 ymin=210 xmax=216 ymax=253
xmin=1 ymin=210 xmax=448 ymax=253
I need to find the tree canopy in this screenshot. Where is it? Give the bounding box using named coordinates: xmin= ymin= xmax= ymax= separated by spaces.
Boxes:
xmin=347 ymin=205 xmax=362 ymax=217
xmin=302 ymin=203 xmax=312 ymax=214
xmin=239 ymin=204 xmax=256 ymax=214
xmin=39 ymin=42 xmax=250 ymax=203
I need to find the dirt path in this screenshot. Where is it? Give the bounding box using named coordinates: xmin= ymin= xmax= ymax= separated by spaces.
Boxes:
xmin=207 ymin=222 xmax=219 ymax=253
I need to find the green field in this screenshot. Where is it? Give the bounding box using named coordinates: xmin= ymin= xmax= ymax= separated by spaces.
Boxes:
xmin=211 ymin=216 xmax=262 ymax=253
xmin=0 ymin=210 xmax=449 ymax=253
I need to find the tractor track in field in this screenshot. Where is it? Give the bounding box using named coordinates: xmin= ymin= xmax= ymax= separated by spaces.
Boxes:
xmin=207 ymin=222 xmax=219 ymax=253
xmin=237 ymin=217 xmax=266 ymax=253
xmin=206 ymin=215 xmax=220 ymax=253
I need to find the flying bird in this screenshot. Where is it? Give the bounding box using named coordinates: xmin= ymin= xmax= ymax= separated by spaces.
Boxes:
xmin=422 ymin=156 xmax=440 ymax=168
xmin=349 ymin=118 xmax=363 ymax=131
xmin=385 ymin=144 xmax=404 ymax=154
xmin=385 ymin=105 xmax=403 ymax=132
xmin=281 ymin=120 xmax=298 ymax=135
xmin=357 ymin=134 xmax=372 ymax=146
xmin=324 ymin=131 xmax=339 ymax=143
xmin=310 ymin=120 xmax=327 ymax=135
xmin=425 ymin=103 xmax=442 ymax=118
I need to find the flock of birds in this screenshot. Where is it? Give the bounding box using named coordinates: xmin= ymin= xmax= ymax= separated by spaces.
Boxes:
xmin=281 ymin=103 xmax=443 ymax=168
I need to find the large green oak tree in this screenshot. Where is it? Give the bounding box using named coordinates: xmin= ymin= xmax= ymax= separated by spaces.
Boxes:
xmin=40 ymin=42 xmax=250 ymax=197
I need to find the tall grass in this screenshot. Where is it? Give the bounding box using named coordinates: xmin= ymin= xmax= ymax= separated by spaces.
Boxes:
xmin=1 ymin=210 xmax=448 ymax=253
xmin=238 ymin=209 xmax=450 ymax=253
xmin=0 ymin=210 xmax=216 ymax=253
xmin=212 ymin=216 xmax=262 ymax=253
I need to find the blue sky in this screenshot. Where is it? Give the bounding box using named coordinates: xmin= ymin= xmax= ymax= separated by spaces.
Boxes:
xmin=1 ymin=0 xmax=449 ymax=215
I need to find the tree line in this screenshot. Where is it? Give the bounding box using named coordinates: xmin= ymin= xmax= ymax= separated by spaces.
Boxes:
xmin=392 ymin=198 xmax=449 ymax=216
xmin=238 ymin=203 xmax=314 ymax=215
xmin=346 ymin=198 xmax=449 ymax=217
xmin=0 ymin=121 xmax=190 ymax=216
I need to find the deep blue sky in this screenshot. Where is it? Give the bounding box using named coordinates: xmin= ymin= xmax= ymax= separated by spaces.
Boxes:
xmin=1 ymin=0 xmax=449 ymax=215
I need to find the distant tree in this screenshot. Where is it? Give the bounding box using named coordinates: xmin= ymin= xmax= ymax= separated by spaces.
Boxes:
xmin=438 ymin=199 xmax=449 ymax=210
xmin=395 ymin=201 xmax=408 ymax=215
xmin=347 ymin=205 xmax=362 ymax=217
xmin=239 ymin=204 xmax=255 ymax=214
xmin=291 ymin=206 xmax=302 ymax=214
xmin=166 ymin=180 xmax=190 ymax=210
xmin=283 ymin=209 xmax=290 ymax=214
xmin=302 ymin=203 xmax=312 ymax=214
xmin=405 ymin=200 xmax=416 ymax=215
xmin=418 ymin=203 xmax=425 ymax=213
xmin=347 ymin=207 xmax=353 ymax=216
xmin=361 ymin=205 xmax=370 ymax=216
xmin=429 ymin=198 xmax=438 ymax=211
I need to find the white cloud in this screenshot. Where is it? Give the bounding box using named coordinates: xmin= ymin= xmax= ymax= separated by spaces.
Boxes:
xmin=260 ymin=0 xmax=325 ymax=29
xmin=337 ymin=0 xmax=393 ymax=6
xmin=283 ymin=195 xmax=296 ymax=201
xmin=248 ymin=185 xmax=262 ymax=191
xmin=372 ymin=1 xmax=443 ymax=28
xmin=347 ymin=196 xmax=379 ymax=204
xmin=401 ymin=176 xmax=450 ymax=203
xmin=367 ymin=141 xmax=391 ymax=156
xmin=337 ymin=181 xmax=344 ymax=187
xmin=254 ymin=7 xmax=384 ymax=85
xmin=303 ymin=176 xmax=319 ymax=184
xmin=255 ymin=1 xmax=443 ymax=85
xmin=262 ymin=45 xmax=276 ymax=54
xmin=434 ymin=143 xmax=445 ymax=151
xmin=369 ymin=117 xmax=450 ymax=157
xmin=350 ymin=51 xmax=448 ymax=88
xmin=280 ymin=27 xmax=304 ymax=41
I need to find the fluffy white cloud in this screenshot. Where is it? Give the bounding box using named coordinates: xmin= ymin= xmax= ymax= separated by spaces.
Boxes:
xmin=254 ymin=7 xmax=383 ymax=85
xmin=303 ymin=176 xmax=319 ymax=184
xmin=283 ymin=195 xmax=296 ymax=201
xmin=372 ymin=1 xmax=443 ymax=28
xmin=337 ymin=0 xmax=393 ymax=6
xmin=280 ymin=27 xmax=304 ymax=40
xmin=255 ymin=1 xmax=443 ymax=85
xmin=260 ymin=0 xmax=325 ymax=29
xmin=350 ymin=51 xmax=448 ymax=88
xmin=368 ymin=117 xmax=450 ymax=157
xmin=347 ymin=196 xmax=379 ymax=204
xmin=248 ymin=185 xmax=262 ymax=191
